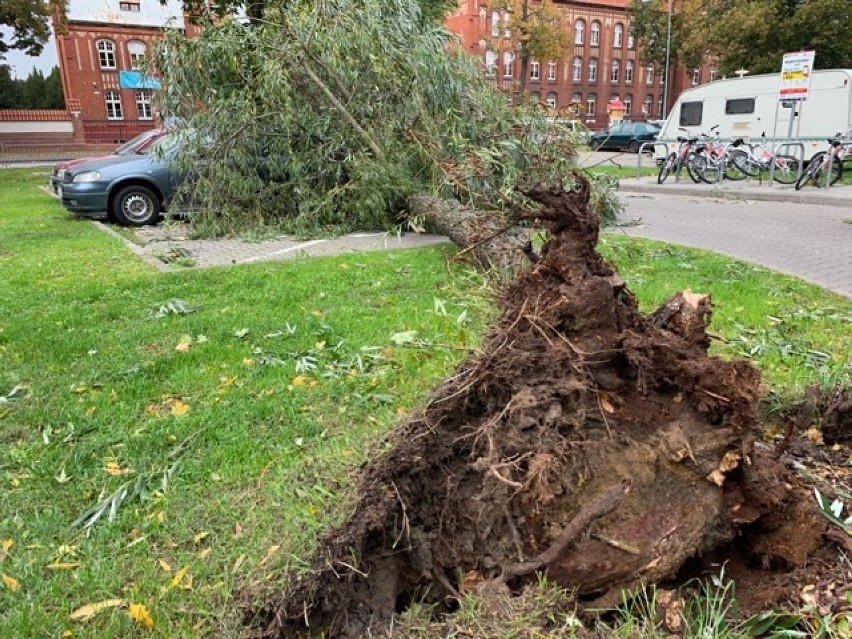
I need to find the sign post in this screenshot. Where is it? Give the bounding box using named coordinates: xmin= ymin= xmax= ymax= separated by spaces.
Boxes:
xmin=778 ymin=50 xmax=815 ymax=139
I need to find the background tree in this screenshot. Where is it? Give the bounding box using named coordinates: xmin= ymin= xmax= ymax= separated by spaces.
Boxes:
xmin=629 ymin=0 xmax=852 ymax=77
xmin=0 ymin=0 xmax=56 ymax=62
xmin=488 ymin=0 xmax=572 ymax=97
xmin=0 ymin=65 xmax=22 ymax=108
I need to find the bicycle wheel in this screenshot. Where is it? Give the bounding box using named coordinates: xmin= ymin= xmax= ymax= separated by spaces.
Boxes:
xmin=725 ymin=148 xmax=754 ymax=179
xmin=814 ymin=156 xmax=843 ymax=188
xmin=724 ymin=149 xmax=749 ymax=181
xmin=657 ymin=152 xmax=676 ymax=184
xmin=685 ymin=152 xmax=704 ymax=183
xmin=795 ymin=153 xmax=823 ymax=191
xmin=770 ymin=155 xmax=802 ymax=185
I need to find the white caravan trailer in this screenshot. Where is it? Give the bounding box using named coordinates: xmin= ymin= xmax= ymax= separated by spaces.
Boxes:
xmin=656 ymin=69 xmax=852 ymax=162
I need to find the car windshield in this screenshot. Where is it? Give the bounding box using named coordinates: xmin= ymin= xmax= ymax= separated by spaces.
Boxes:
xmin=114 ymin=129 xmax=162 ymax=155
xmin=139 ymin=133 xmax=179 ymax=156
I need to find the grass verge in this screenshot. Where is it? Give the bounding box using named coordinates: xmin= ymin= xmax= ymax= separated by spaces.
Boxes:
xmin=1 ymin=167 xmax=850 ymax=637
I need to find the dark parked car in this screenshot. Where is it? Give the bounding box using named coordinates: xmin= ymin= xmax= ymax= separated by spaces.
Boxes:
xmin=59 ymin=134 xmax=182 ymax=226
xmin=49 ymin=129 xmax=164 ymax=195
xmin=589 ymin=122 xmax=661 ymax=153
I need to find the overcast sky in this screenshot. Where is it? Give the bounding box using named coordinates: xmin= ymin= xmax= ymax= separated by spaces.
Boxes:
xmin=1 ymin=28 xmax=59 ymax=78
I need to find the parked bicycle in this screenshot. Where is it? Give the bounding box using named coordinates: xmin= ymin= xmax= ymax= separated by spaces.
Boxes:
xmin=688 ymin=126 xmax=739 ymax=184
xmin=794 ymin=132 xmax=849 ymax=190
xmin=727 ymin=133 xmax=802 ymax=185
xmin=657 ymin=129 xmax=701 ymax=184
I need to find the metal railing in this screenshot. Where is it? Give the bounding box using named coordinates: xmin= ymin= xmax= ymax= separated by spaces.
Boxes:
xmin=768 ymin=142 xmax=805 ymax=188
xmin=636 ymin=141 xmax=668 ymax=178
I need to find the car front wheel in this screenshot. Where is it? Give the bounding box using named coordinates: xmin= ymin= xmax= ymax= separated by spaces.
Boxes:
xmin=628 ymin=140 xmax=640 ymax=153
xmin=111 ymin=185 xmax=161 ymax=226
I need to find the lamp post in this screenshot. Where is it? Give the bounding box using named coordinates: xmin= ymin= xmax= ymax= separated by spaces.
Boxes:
xmin=662 ymin=0 xmax=672 ymax=119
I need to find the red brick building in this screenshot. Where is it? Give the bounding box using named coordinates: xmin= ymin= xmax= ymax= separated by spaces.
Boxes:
xmin=52 ymin=0 xmax=201 ymax=144
xmin=445 ymin=0 xmax=714 ymax=129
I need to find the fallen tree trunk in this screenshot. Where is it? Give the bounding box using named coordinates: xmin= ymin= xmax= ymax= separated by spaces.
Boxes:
xmin=407 ymin=193 xmax=533 ymax=276
xmin=252 ymin=178 xmax=805 ymax=638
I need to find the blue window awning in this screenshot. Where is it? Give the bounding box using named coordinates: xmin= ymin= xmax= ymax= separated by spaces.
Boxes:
xmin=119 ymin=71 xmax=162 ymax=90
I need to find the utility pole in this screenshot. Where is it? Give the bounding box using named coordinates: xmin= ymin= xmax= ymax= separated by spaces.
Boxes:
xmin=662 ymin=0 xmax=672 ymax=118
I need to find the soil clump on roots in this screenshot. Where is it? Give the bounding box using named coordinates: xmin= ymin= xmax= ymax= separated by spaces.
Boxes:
xmin=252 ymin=177 xmax=821 ymax=638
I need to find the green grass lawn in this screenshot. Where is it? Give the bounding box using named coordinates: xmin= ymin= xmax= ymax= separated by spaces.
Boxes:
xmin=1 ymin=168 xmax=850 ymax=638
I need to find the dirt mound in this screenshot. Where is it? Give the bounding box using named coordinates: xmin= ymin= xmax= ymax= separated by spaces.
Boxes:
xmin=251 ymin=178 xmax=811 ymax=638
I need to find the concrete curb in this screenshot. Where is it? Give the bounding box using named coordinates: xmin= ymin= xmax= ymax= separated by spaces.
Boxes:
xmin=617 ymin=179 xmax=852 ymax=207
xmin=91 ymin=221 xmax=171 ymax=272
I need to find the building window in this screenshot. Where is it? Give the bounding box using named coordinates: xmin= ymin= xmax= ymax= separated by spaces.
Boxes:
xmin=575 ymin=19 xmax=585 ymax=45
xmin=503 ymin=51 xmax=515 ymax=78
xmin=586 ymin=93 xmax=596 ymax=116
xmin=530 ymin=60 xmax=540 ymax=81
xmin=644 ymin=95 xmax=653 ymax=116
xmin=628 ymin=31 xmax=635 ymax=49
xmin=573 ymin=57 xmax=582 ymax=82
xmin=657 ymin=95 xmax=664 ymax=117
xmin=127 ymin=40 xmax=147 ymax=69
xmin=530 ymin=91 xmax=540 ymax=103
xmin=135 ymin=90 xmax=152 ymax=120
xmin=547 ymin=60 xmax=557 ymax=81
xmin=589 ymin=58 xmax=598 ymax=82
xmin=479 ymin=7 xmax=487 ymax=29
xmin=590 ymin=21 xmax=601 ymax=47
xmin=571 ymin=92 xmax=582 ymax=114
xmin=491 ymin=11 xmax=500 ymax=37
xmin=692 ymin=68 xmax=701 ymax=85
xmin=646 ymin=64 xmax=654 ymax=85
xmin=709 ymin=66 xmax=718 ymax=82
xmin=613 ymin=24 xmax=624 ymax=49
xmin=625 ymin=60 xmax=634 ymax=84
xmin=503 ymin=11 xmax=511 ymax=37
xmin=624 ymin=94 xmax=632 ymax=115
xmin=546 ymin=92 xmax=557 ymax=109
xmin=119 ymin=1 xmax=140 ymax=11
xmin=485 ymin=50 xmax=497 ymax=78
xmin=610 ymin=59 xmax=620 ymax=83
xmin=96 ymin=40 xmax=116 ymax=70
xmin=105 ymin=90 xmax=123 ymax=120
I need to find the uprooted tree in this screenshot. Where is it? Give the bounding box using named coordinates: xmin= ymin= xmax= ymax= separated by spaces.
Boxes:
xmin=152 ymin=0 xmax=617 ymax=235
xmin=245 ymin=176 xmax=836 ymax=638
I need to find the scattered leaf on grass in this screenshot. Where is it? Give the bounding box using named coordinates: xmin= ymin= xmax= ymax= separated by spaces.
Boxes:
xmin=2 ymin=574 xmax=19 ymax=591
xmin=46 ymin=562 xmax=81 ymax=570
xmin=129 ymin=603 xmax=154 ymax=630
xmin=170 ymin=566 xmax=189 ymax=588
xmin=390 ymin=330 xmax=417 ymax=345
xmin=2 ymin=539 xmax=12 ymax=552
xmin=292 ymin=375 xmax=307 ymax=387
xmin=197 ymin=548 xmax=212 ymax=560
xmin=170 ymin=400 xmax=189 ymax=416
xmin=234 ymin=328 xmax=251 ymax=338
xmin=233 ymin=554 xmax=246 ymax=571
xmin=193 ymin=531 xmax=209 ymax=544
xmin=174 ymin=337 xmax=193 ymax=352
xmin=158 ymin=559 xmax=173 ymax=573
xmin=259 ymin=545 xmax=281 ymax=567
xmin=69 ymin=599 xmax=124 ymax=621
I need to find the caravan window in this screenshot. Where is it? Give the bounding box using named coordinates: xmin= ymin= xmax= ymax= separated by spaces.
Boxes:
xmin=679 ymin=101 xmax=703 ymax=126
xmin=725 ymin=98 xmax=756 ymax=114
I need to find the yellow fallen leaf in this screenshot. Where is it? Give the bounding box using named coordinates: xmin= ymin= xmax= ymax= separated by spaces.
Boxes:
xmin=170 ymin=400 xmax=189 ymax=416
xmin=242 ymin=357 xmax=255 ymax=367
xmin=69 ymin=599 xmax=124 ymax=621
xmin=258 ymin=545 xmax=281 ymax=567
xmin=2 ymin=574 xmax=19 ymax=591
xmin=170 ymin=566 xmax=189 ymax=588
xmin=233 ymin=554 xmax=246 ymax=571
xmin=180 ymin=573 xmax=194 ymax=590
xmin=157 ymin=559 xmax=173 ymax=573
xmin=197 ymin=548 xmax=212 ymax=560
xmin=104 ymin=460 xmax=130 ymax=476
xmin=62 ymin=631 xmax=73 ymax=638
xmin=46 ymin=562 xmax=81 ymax=571
xmin=128 ymin=603 xmax=154 ymax=630
xmin=174 ymin=337 xmax=192 ymax=352
xmin=292 ymin=375 xmax=307 ymax=387
xmin=2 ymin=539 xmax=12 ymax=552
xmin=310 ymin=310 xmax=324 ymax=317
xmin=193 ymin=531 xmax=209 ymax=544
xmin=156 ymin=511 xmax=165 ymax=523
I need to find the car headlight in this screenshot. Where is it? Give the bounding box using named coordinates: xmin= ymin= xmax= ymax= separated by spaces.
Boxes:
xmin=74 ymin=171 xmax=101 ymax=183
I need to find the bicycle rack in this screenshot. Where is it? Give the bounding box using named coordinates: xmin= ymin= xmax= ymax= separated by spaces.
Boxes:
xmin=636 ymin=141 xmax=669 ymax=179
xmin=768 ymin=142 xmax=805 ymax=188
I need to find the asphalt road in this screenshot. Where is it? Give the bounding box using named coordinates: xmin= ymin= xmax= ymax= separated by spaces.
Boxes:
xmin=618 ymin=191 xmax=852 ymax=299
